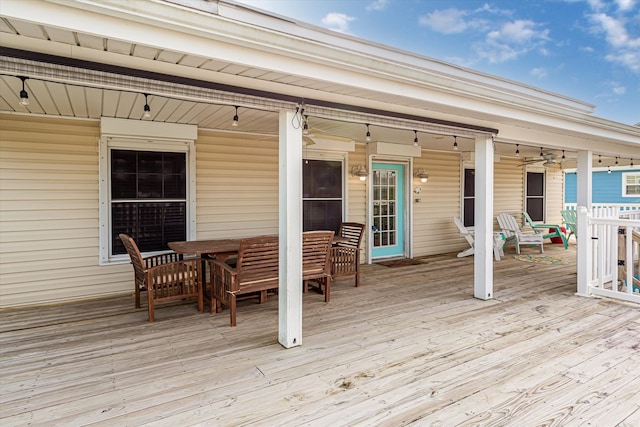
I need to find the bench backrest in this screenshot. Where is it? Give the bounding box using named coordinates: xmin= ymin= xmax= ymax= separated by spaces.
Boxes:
xmin=302 ymin=231 xmax=334 ymax=280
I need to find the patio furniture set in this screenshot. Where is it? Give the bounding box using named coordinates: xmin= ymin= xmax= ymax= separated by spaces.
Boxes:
xmin=455 ymin=211 xmax=574 ymax=261
xmin=119 ymin=223 xmax=365 ymax=325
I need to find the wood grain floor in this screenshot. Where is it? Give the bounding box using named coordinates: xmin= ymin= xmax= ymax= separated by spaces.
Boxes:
xmin=1 ymin=244 xmax=639 ymax=426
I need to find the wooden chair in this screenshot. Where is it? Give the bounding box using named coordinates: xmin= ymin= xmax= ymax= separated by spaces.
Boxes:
xmin=209 ymin=235 xmax=280 ymax=327
xmin=560 ymin=209 xmax=577 ymax=240
xmin=453 ymin=217 xmax=504 ymax=261
xmin=522 ymin=211 xmax=568 ymax=249
xmin=496 ymin=213 xmax=544 ymax=254
xmin=119 ymin=234 xmax=203 ymax=322
xmin=330 ymin=222 xmax=365 ymax=287
xmin=303 ymin=231 xmax=335 ymax=302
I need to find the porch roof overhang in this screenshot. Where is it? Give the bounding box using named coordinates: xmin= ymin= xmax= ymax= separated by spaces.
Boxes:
xmin=1 ymin=0 xmax=639 ymax=159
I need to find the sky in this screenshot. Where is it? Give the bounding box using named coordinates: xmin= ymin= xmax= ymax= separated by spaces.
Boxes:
xmin=234 ymin=0 xmax=640 ymax=126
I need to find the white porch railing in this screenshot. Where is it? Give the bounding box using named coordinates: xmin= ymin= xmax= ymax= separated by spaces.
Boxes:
xmin=576 ymin=206 xmax=640 ymax=304
xmin=564 ymin=203 xmax=640 ymax=220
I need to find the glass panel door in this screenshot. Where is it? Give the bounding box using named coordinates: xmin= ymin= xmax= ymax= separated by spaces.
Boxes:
xmin=371 ymin=163 xmax=405 ymax=258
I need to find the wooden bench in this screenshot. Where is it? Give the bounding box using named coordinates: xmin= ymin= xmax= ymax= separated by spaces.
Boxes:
xmin=209 ymin=231 xmax=333 ymax=326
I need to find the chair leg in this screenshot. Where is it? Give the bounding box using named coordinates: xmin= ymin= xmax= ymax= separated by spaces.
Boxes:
xmin=324 ymin=277 xmax=331 ymax=303
xmin=230 ymin=294 xmax=237 ymax=327
xmin=147 ymin=291 xmax=155 ymax=322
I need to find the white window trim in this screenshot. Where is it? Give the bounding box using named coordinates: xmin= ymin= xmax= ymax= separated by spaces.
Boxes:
xmin=98 ymin=119 xmax=197 ymax=265
xmin=302 ymin=149 xmax=348 ymax=223
xmin=622 ymin=172 xmax=640 ymax=198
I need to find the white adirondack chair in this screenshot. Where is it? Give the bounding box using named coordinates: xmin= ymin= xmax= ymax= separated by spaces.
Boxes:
xmin=497 ymin=213 xmax=544 ymax=254
xmin=453 ymin=217 xmax=503 ymax=261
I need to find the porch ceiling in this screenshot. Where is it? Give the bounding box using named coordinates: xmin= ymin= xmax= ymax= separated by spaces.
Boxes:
xmin=1 ymin=1 xmax=638 ymax=162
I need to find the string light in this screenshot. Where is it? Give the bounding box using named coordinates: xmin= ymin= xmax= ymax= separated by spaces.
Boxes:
xmin=453 ymin=135 xmax=458 ymax=151
xmin=413 ymin=130 xmax=419 ymax=147
xmin=561 ymin=150 xmax=565 ymax=162
xmin=232 ymin=106 xmax=239 ymax=127
xmin=143 ymin=93 xmax=150 ymax=119
xmin=539 ymin=147 xmax=544 ymax=159
xmin=515 ymin=144 xmax=520 ymax=157
xmin=365 ymin=123 xmax=371 ymax=142
xmin=598 ymin=155 xmax=602 ymax=165
xmin=18 ymin=76 xmax=29 ymax=107
xmin=303 ymin=115 xmax=309 ymax=135
xmin=615 ymin=156 xmax=619 ymax=166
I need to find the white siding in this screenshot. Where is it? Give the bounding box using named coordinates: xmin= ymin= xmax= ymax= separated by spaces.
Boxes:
xmin=494 ymin=157 xmax=526 ymax=226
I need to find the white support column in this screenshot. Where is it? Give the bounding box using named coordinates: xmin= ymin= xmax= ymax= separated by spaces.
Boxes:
xmin=576 ymin=150 xmax=592 ymax=211
xmin=278 ymin=109 xmax=303 ymax=348
xmin=474 ymin=136 xmax=494 ymax=300
xmin=576 ymin=206 xmax=591 ymax=296
xmin=575 ymin=150 xmax=592 ymax=297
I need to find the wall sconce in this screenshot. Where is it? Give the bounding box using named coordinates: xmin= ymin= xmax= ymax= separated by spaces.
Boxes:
xmin=414 ymin=169 xmax=429 ymax=183
xmin=351 ymin=165 xmax=368 ymax=181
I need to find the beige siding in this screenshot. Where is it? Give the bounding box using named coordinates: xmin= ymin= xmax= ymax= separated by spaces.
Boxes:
xmin=546 ymin=168 xmax=564 ymax=225
xmin=195 ymin=130 xmax=279 ymax=239
xmin=413 ymin=151 xmax=463 ymax=256
xmin=0 ymin=114 xmax=132 ymax=308
xmin=494 ymin=157 xmax=526 ymax=226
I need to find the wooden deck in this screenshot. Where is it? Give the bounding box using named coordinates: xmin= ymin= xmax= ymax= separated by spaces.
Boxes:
xmin=1 ymin=244 xmax=639 ymax=426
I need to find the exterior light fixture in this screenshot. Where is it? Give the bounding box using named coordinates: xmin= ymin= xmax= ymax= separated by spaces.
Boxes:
xmin=453 ymin=135 xmax=458 ymax=151
xmin=414 ymin=168 xmax=429 ymax=183
xmin=365 ymin=123 xmax=371 ymax=142
xmin=413 ymin=130 xmax=419 ymax=147
xmin=18 ymin=76 xmax=29 ymax=107
xmin=232 ymin=106 xmax=239 ymax=127
xmin=351 ymin=165 xmax=368 ymax=181
xmin=143 ymin=93 xmax=151 ymax=119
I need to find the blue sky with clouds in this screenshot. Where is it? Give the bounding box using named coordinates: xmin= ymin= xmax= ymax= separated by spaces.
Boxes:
xmin=235 ymin=0 xmax=639 ymax=125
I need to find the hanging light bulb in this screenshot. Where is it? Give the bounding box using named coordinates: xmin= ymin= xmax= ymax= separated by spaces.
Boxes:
xmin=561 ymin=150 xmax=566 ymax=162
xmin=615 ymin=156 xmax=619 ymax=166
xmin=413 ymin=130 xmax=419 ymax=147
xmin=143 ymin=93 xmax=150 ymax=119
xmin=18 ymin=76 xmax=29 ymax=107
xmin=365 ymin=123 xmax=372 ymax=142
xmin=608 ymin=165 xmax=611 ymax=174
xmin=631 ymin=159 xmax=635 ymax=167
xmin=453 ymin=135 xmax=458 ymax=151
xmin=303 ymin=115 xmax=309 ymax=135
xmin=598 ymin=155 xmax=602 ymax=165
xmin=515 ymin=144 xmax=520 ymax=157
xmin=539 ymin=147 xmax=544 ymax=159
xmin=232 ymin=106 xmax=239 ymax=127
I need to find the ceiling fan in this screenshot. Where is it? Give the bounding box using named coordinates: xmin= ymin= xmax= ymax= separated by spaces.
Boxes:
xmin=520 ymin=152 xmax=562 ymax=168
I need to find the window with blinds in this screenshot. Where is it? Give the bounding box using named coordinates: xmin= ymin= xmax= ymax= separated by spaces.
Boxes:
xmin=110 ymin=149 xmax=187 ymax=256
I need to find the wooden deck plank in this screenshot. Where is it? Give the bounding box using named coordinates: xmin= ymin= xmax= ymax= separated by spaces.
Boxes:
xmin=1 ymin=245 xmax=639 ymax=426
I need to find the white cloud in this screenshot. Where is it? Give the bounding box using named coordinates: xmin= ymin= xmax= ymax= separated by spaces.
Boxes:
xmin=531 ymin=67 xmax=548 ymax=79
xmin=587 ymin=4 xmax=640 ymax=73
xmin=418 ymin=8 xmax=470 ymax=34
xmin=477 ymin=20 xmax=551 ymax=63
xmin=366 ymin=0 xmax=388 ymax=11
xmin=613 ymin=85 xmax=627 ymax=94
xmin=615 ymin=0 xmax=636 ymax=11
xmin=321 ymin=12 xmax=356 ymax=33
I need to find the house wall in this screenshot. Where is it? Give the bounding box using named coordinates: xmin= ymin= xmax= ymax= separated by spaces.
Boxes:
xmin=565 ymin=170 xmax=640 ymax=204
xmin=0 ymin=113 xmax=567 ymax=308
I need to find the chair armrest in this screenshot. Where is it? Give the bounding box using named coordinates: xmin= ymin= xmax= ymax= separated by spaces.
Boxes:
xmin=208 ymin=258 xmax=239 ymax=298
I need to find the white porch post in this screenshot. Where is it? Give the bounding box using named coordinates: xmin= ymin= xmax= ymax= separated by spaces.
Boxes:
xmin=474 ymin=136 xmax=494 ymax=300
xmin=278 ymin=109 xmax=303 ymax=348
xmin=576 ymin=150 xmax=592 ymax=210
xmin=576 ymin=206 xmax=591 ymax=296
xmin=575 ymin=151 xmax=592 ymax=298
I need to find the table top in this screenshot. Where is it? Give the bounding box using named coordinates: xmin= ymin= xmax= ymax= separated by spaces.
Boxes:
xmin=169 ymin=234 xmax=350 ymax=255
